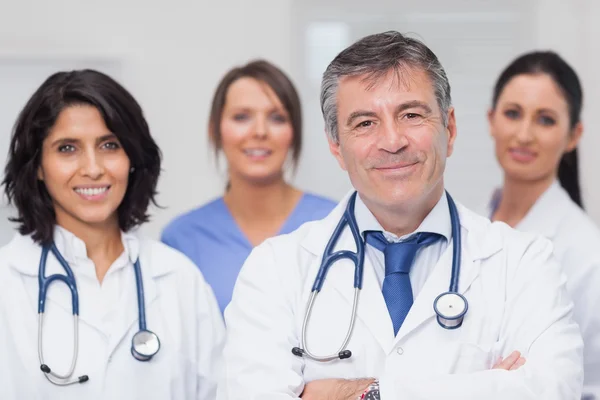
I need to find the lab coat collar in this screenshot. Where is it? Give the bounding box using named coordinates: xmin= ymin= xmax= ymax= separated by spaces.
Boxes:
xmin=7 ymin=226 xmax=162 ymax=277
xmin=7 ymin=228 xmax=173 ymax=342
xmin=302 ymin=190 xmax=501 ymax=261
xmin=301 ymin=190 xmax=503 ymax=352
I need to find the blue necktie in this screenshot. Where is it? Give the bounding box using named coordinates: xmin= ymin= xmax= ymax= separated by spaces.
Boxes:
xmin=365 ymin=231 xmax=441 ymax=335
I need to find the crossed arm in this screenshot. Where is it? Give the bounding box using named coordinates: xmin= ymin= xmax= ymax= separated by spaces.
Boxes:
xmin=300 ymin=351 xmax=527 ymax=400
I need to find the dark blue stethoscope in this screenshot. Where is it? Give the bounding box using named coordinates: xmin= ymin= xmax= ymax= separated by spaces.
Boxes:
xmin=292 ymin=191 xmax=468 ymax=362
xmin=37 ymin=243 xmax=160 ymax=386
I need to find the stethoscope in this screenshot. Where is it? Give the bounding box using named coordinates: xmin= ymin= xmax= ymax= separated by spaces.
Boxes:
xmin=37 ymin=243 xmax=161 ymax=386
xmin=292 ymin=191 xmax=468 ymax=362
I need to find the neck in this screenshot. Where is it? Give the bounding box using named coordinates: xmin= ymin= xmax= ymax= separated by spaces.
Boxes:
xmin=57 ymin=216 xmax=124 ymax=283
xmin=224 ymin=174 xmax=298 ymax=221
xmin=223 ymin=173 xmax=302 ymax=246
xmin=492 ymin=174 xmax=555 ymax=227
xmin=363 ymin=185 xmax=444 ymax=238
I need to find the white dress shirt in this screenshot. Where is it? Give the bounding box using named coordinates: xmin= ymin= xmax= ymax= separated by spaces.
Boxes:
xmin=354 ymin=192 xmax=452 ymax=297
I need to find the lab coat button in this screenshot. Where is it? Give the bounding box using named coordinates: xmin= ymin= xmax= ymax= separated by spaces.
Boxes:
xmin=396 ymin=347 xmax=404 ymax=355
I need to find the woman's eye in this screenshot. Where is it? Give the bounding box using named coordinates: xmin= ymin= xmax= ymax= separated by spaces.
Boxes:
xmin=504 ymin=109 xmax=520 ymax=119
xmin=232 ymin=113 xmax=249 ymax=121
xmin=539 ymin=115 xmax=556 ymax=126
xmin=58 ymin=144 xmax=75 ymax=153
xmin=102 ymin=141 xmax=121 ymax=150
xmin=270 ymin=113 xmax=288 ymax=123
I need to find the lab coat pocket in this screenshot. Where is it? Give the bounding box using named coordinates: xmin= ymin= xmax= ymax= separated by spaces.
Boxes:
xmin=451 ymin=342 xmax=494 ymax=373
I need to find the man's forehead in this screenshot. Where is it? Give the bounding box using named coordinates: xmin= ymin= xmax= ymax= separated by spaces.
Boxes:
xmin=336 ymin=67 xmax=437 ymax=109
xmin=339 ymin=67 xmax=432 ymax=92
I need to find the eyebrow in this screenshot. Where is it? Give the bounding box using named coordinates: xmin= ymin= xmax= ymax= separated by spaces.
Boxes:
xmin=395 ymin=100 xmax=432 ymax=115
xmin=345 ymin=101 xmax=433 ymax=127
xmin=537 ymin=108 xmax=559 ymax=117
xmin=345 ymin=111 xmax=378 ymax=127
xmin=502 ymin=102 xmax=522 ymax=109
xmin=229 ymin=105 xmax=287 ymax=114
xmin=502 ymin=102 xmax=559 ymax=116
xmin=50 ymin=133 xmax=116 ymax=147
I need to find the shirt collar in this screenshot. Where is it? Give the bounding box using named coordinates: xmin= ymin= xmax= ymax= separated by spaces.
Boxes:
xmin=53 ymin=225 xmax=140 ymax=266
xmin=354 ymin=192 xmax=452 ymax=243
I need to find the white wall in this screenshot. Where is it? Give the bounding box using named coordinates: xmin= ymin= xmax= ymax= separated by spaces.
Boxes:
xmin=0 ymin=0 xmax=598 ymax=243
xmin=291 ymin=0 xmax=600 ymax=224
xmin=533 ymin=0 xmax=600 ymax=223
xmin=290 ymin=0 xmax=538 ymax=212
xmin=0 ymin=0 xmax=294 ymax=239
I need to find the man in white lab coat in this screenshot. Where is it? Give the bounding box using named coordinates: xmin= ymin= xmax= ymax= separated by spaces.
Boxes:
xmin=219 ymin=31 xmax=583 ymax=399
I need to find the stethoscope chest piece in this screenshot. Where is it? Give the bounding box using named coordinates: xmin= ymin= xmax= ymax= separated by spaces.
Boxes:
xmin=131 ymin=329 xmax=161 ymax=361
xmin=434 ymin=292 xmax=468 ymax=329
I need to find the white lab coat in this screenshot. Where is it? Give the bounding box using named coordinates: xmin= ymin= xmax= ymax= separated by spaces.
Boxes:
xmin=486 ymin=181 xmax=600 ymax=399
xmin=219 ymin=191 xmax=584 ymax=400
xmin=0 ymin=229 xmax=225 ymax=400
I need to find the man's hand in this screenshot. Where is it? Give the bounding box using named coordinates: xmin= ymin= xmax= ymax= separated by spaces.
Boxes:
xmin=301 ymin=378 xmax=374 ymax=400
xmin=492 ymin=350 xmax=526 ymax=371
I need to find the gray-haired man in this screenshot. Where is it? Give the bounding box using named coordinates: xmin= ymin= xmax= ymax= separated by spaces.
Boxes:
xmin=218 ymin=31 xmax=583 ymax=400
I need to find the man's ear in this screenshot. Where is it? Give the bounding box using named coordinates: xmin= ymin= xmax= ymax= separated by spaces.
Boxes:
xmin=328 ymin=133 xmax=347 ymax=171
xmin=445 ymin=107 xmax=457 ymax=157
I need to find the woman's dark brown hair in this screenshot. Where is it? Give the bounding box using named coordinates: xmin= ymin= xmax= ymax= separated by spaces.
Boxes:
xmin=208 ymin=59 xmax=302 ymax=167
xmin=2 ymin=69 xmax=162 ymax=244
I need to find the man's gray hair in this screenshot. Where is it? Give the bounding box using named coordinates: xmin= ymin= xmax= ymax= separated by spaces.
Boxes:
xmin=321 ymin=31 xmax=452 ymax=142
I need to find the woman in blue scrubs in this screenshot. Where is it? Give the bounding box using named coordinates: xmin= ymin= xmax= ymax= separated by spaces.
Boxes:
xmin=161 ymin=60 xmax=336 ymax=313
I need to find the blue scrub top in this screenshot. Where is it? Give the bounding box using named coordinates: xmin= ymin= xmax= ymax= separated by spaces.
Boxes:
xmin=161 ymin=193 xmax=337 ymax=313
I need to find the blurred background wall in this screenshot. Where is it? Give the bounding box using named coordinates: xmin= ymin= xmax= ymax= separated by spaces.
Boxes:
xmin=0 ymin=0 xmax=598 ymax=242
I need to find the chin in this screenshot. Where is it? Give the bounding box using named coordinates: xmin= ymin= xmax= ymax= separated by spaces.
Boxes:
xmin=71 ymin=208 xmax=120 ymax=228
xmin=242 ymin=171 xmax=284 ymax=186
xmin=502 ymin=164 xmax=540 ymax=182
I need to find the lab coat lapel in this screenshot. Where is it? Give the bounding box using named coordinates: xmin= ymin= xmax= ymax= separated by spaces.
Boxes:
xmin=105 ymin=258 xmax=159 ymax=359
xmin=305 ymin=193 xmax=395 ymax=353
xmin=356 ymin=256 xmax=396 ymax=350
xmin=394 ymin=238 xmax=479 ymax=344
xmin=43 ymin=255 xmax=113 ymax=334
xmin=8 ymin=235 xmax=106 ymax=333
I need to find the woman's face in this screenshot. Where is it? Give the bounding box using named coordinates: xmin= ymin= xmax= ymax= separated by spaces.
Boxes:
xmin=38 ymin=105 xmax=131 ymax=232
xmin=489 ymin=73 xmax=582 ymax=183
xmin=218 ymin=77 xmax=294 ymax=186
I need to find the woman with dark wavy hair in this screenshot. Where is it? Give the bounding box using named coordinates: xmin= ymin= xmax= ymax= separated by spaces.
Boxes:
xmin=0 ymin=69 xmax=224 ymax=399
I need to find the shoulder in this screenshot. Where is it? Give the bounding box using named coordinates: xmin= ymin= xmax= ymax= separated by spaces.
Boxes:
xmin=137 ymin=238 xmax=224 ymax=326
xmin=139 ymin=237 xmax=207 ymax=282
xmin=552 ymin=202 xmax=600 ymax=268
xmin=0 ymin=233 xmax=39 ymax=273
xmin=300 ymin=192 xmax=338 ymax=208
xmin=457 ymin=203 xmax=555 ymax=262
xmin=243 ymin=200 xmax=342 ymax=275
xmin=557 ymin=202 xmax=600 ymax=243
xmin=161 ymin=197 xmax=226 ymax=239
xmin=294 ymin=192 xmax=338 ymax=224
xmin=0 ymin=234 xmax=41 ymax=308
